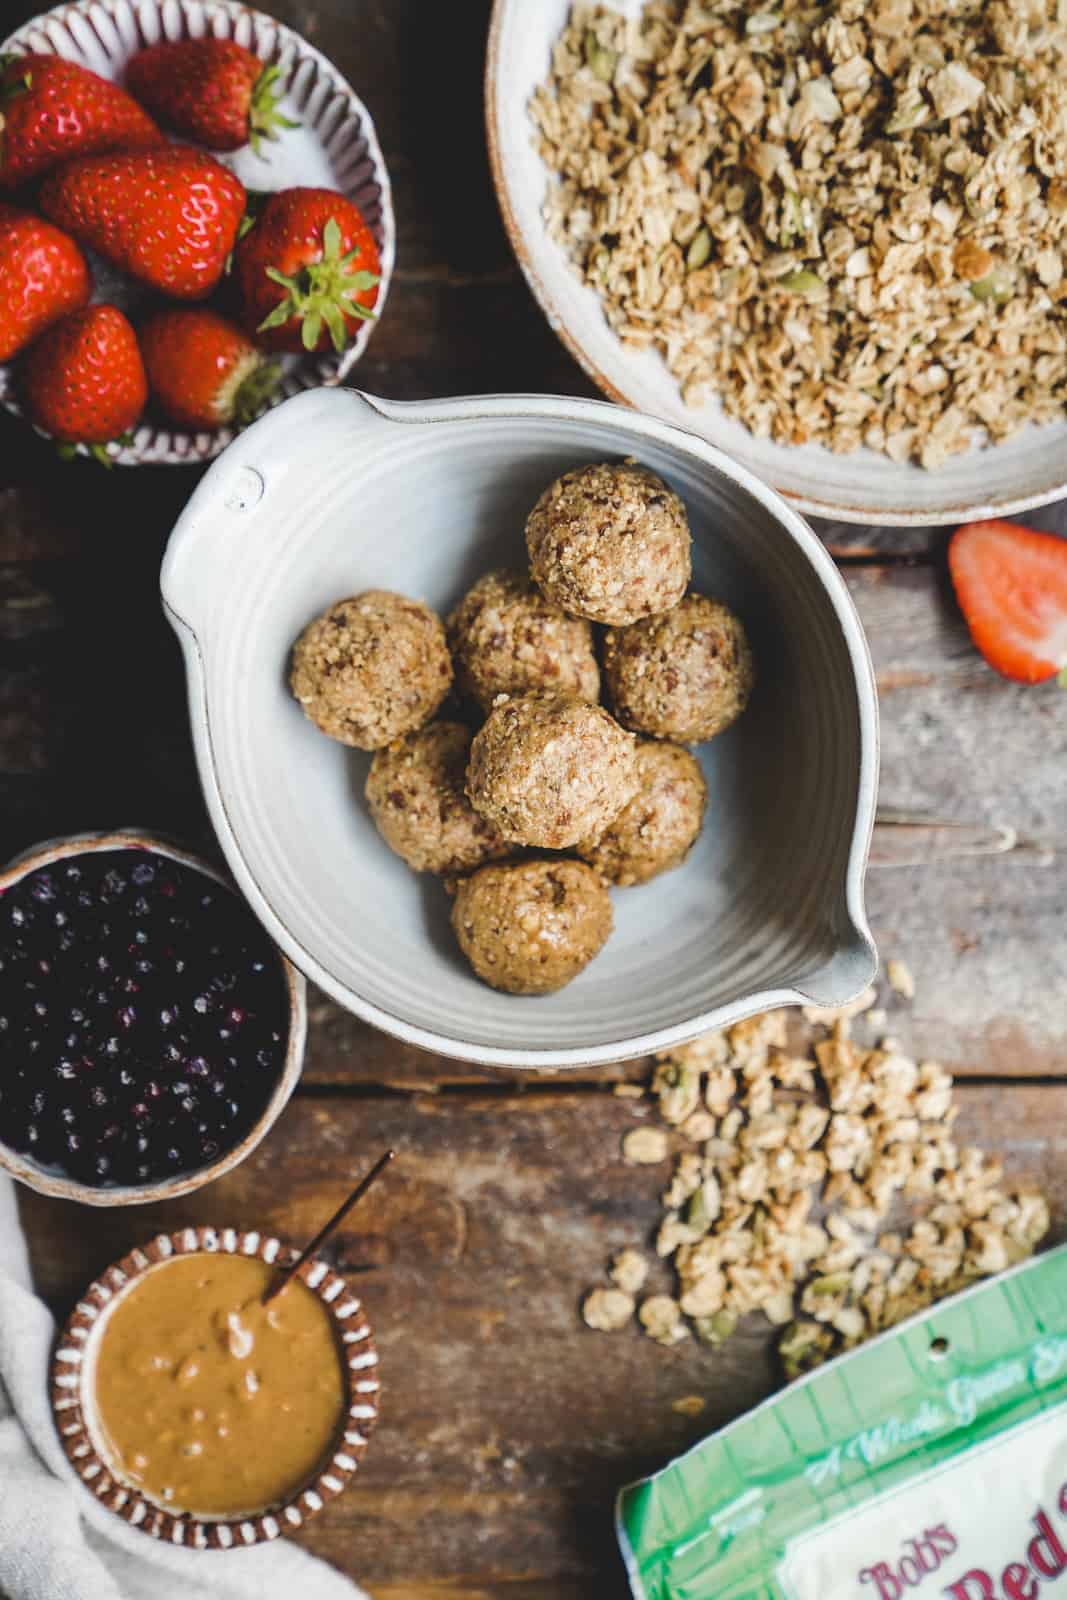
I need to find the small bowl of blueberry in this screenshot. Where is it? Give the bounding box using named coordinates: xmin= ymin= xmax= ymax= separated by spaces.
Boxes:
xmin=0 ymin=830 xmax=306 ymax=1206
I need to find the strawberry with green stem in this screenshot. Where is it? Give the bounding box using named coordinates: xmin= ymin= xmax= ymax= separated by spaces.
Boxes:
xmin=234 ymin=187 xmax=381 ymax=354
xmin=22 ymin=304 xmax=147 ymax=465
xmin=125 ymin=38 xmax=297 ymax=155
xmin=139 ymin=307 xmax=281 ymax=430
xmin=0 ymin=203 xmax=90 ymax=362
xmin=0 ymin=53 xmax=161 ymax=189
xmin=40 ymin=146 xmax=246 ymax=301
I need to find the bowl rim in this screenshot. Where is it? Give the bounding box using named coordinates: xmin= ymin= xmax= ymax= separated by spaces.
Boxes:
xmin=0 ymin=829 xmax=307 ymax=1205
xmin=51 ymin=1225 xmax=379 ymax=1547
xmin=483 ymin=0 xmax=1067 ymax=528
xmin=162 ymin=385 xmax=880 ymax=1068
xmin=0 ymin=0 xmax=396 ymax=468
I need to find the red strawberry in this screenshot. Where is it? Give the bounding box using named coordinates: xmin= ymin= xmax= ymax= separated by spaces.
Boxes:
xmin=139 ymin=307 xmax=280 ymax=429
xmin=22 ymin=304 xmax=147 ymax=461
xmin=126 ymin=39 xmax=296 ymax=154
xmin=0 ymin=53 xmax=161 ymax=190
xmin=40 ymin=146 xmax=246 ymax=301
xmin=0 ymin=203 xmax=90 ymax=361
xmin=234 ymin=187 xmax=380 ymax=353
xmin=949 ymin=519 xmax=1067 ymax=685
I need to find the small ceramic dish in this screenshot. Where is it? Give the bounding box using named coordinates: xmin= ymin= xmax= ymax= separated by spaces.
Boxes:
xmin=0 ymin=0 xmax=395 ymax=466
xmin=485 ymin=0 xmax=1067 ymax=527
xmin=162 ymin=385 xmax=879 ymax=1068
xmin=0 ymin=830 xmax=306 ymax=1206
xmin=51 ymin=1226 xmax=379 ymax=1546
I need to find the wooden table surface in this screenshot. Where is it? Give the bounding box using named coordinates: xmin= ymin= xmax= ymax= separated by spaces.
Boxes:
xmin=3 ymin=3 xmax=1067 ymax=1595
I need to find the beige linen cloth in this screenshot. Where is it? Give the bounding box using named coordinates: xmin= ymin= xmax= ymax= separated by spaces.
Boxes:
xmin=0 ymin=1175 xmax=368 ymax=1600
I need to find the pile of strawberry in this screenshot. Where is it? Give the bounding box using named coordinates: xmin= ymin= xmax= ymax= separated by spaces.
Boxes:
xmin=0 ymin=39 xmax=381 ymax=461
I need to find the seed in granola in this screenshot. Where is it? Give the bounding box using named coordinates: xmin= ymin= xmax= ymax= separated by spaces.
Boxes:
xmin=639 ymin=1295 xmax=689 ymax=1346
xmin=610 ymin=1248 xmax=650 ymax=1295
xmin=622 ymin=1127 xmax=670 ymax=1165
xmin=583 ymin=1287 xmax=636 ymax=1332
xmin=671 ymin=1395 xmax=707 ymax=1417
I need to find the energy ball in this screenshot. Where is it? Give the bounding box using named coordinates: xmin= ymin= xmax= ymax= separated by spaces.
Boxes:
xmin=603 ymin=594 xmax=754 ymax=744
xmin=365 ymin=722 xmax=510 ymax=875
xmin=526 ymin=459 xmax=691 ymax=625
xmin=466 ymin=694 xmax=638 ymax=850
xmin=290 ymin=590 xmax=452 ymax=751
xmin=447 ymin=568 xmax=600 ymax=712
xmin=451 ymin=859 xmax=613 ymax=995
xmin=577 ymin=741 xmax=707 ymax=887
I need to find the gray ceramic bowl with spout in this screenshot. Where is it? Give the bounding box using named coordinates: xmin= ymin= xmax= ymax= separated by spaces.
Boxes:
xmin=161 ymin=388 xmax=879 ymax=1068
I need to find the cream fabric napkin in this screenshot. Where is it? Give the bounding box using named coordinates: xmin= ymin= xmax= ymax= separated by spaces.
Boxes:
xmin=0 ymin=1175 xmax=368 ymax=1600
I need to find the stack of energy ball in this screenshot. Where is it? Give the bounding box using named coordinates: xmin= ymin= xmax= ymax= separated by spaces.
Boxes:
xmin=289 ymin=460 xmax=755 ymax=995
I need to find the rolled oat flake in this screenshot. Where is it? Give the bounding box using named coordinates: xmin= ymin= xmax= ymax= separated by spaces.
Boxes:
xmin=618 ymin=1244 xmax=1067 ymax=1599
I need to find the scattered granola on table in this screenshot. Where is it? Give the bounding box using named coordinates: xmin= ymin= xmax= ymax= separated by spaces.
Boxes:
xmin=583 ymin=993 xmax=1051 ymax=1376
xmin=530 ymin=0 xmax=1067 ymax=468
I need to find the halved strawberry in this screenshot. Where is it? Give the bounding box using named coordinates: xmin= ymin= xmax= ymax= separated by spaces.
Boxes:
xmin=948 ymin=519 xmax=1067 ymax=685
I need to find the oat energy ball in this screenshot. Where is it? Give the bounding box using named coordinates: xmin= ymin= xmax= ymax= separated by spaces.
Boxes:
xmin=365 ymin=722 xmax=510 ymax=876
xmin=451 ymin=859 xmax=613 ymax=995
xmin=603 ymin=594 xmax=754 ymax=744
xmin=466 ymin=694 xmax=638 ymax=850
xmin=447 ymin=568 xmax=600 ymax=711
xmin=577 ymin=741 xmax=707 ymax=887
xmin=526 ymin=460 xmax=691 ymax=625
xmin=290 ymin=590 xmax=452 ymax=751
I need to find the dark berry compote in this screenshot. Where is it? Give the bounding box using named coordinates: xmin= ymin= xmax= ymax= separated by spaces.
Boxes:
xmin=0 ymin=849 xmax=290 ymax=1188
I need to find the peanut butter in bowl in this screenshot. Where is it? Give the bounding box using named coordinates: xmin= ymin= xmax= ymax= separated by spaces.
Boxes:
xmin=53 ymin=1229 xmax=379 ymax=1546
xmin=93 ymin=1254 xmax=345 ymax=1518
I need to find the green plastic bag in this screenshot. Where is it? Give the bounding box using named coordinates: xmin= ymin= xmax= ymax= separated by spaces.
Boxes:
xmin=618 ymin=1245 xmax=1067 ymax=1600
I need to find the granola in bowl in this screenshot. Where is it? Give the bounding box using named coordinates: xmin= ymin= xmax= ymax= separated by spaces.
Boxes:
xmin=530 ymin=0 xmax=1067 ymax=469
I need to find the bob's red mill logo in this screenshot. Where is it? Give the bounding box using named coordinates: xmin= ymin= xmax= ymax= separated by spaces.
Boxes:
xmin=857 ymin=1485 xmax=1067 ymax=1600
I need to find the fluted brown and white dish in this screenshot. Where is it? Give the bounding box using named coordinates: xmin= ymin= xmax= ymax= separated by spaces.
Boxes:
xmin=0 ymin=0 xmax=395 ymax=466
xmin=51 ymin=1226 xmax=380 ymax=1547
xmin=0 ymin=830 xmax=306 ymax=1206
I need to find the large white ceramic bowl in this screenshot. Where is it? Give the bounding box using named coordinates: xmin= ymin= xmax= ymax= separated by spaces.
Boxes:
xmin=161 ymin=386 xmax=879 ymax=1068
xmin=0 ymin=0 xmax=394 ymax=466
xmin=486 ymin=0 xmax=1067 ymax=527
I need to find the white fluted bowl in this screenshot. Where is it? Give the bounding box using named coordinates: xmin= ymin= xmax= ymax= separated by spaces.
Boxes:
xmin=0 ymin=0 xmax=394 ymax=466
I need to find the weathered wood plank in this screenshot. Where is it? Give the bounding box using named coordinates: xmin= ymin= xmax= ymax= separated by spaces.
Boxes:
xmin=18 ymin=1083 xmax=1066 ymax=1593
xmin=0 ymin=552 xmax=1060 ymax=1080
xmin=846 ymin=565 xmax=1067 ymax=1076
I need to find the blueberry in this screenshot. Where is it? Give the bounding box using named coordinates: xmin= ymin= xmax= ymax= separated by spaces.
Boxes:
xmin=118 ymin=1007 xmax=136 ymax=1030
xmin=131 ymin=862 xmax=155 ymax=886
xmin=89 ymin=1087 xmax=107 ymax=1110
xmin=31 ymin=875 xmax=55 ymax=903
